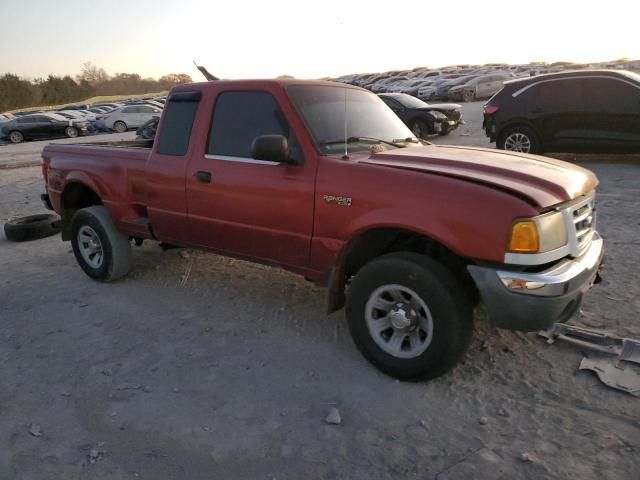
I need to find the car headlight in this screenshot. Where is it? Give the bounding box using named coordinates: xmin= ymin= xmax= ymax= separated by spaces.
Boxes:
xmin=507 ymin=211 xmax=567 ymax=254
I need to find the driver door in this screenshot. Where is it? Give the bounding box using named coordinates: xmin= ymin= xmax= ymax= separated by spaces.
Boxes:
xmin=185 ymin=89 xmax=315 ymax=268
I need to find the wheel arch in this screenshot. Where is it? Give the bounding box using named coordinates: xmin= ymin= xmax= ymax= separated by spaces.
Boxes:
xmin=326 ymin=226 xmax=479 ymax=314
xmin=496 ymin=120 xmax=540 ymax=145
xmin=60 ymin=181 xmax=103 ymax=240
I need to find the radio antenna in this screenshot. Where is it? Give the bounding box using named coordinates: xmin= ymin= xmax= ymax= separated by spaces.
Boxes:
xmin=341 ymin=87 xmax=349 ymax=160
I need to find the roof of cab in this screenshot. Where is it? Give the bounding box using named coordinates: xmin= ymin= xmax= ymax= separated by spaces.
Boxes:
xmin=170 ymin=78 xmax=365 ymax=94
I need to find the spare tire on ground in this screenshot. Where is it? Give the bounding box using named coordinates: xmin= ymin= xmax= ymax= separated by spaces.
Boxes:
xmin=4 ymin=214 xmax=61 ymax=242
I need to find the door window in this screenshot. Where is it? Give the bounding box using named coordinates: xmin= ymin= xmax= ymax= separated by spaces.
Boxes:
xmin=525 ymin=79 xmax=585 ymax=112
xmin=582 ymin=78 xmax=640 ymax=114
xmin=207 ymin=91 xmax=291 ymax=158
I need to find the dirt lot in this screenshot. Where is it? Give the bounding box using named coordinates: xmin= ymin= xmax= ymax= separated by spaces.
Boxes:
xmin=1 ymin=102 xmax=638 ymax=480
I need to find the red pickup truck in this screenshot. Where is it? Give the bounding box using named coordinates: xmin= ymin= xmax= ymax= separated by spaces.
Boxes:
xmin=41 ymin=79 xmax=604 ymax=380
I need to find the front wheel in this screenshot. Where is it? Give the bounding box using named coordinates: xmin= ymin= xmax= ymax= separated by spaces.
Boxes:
xmin=8 ymin=130 xmax=24 ymax=143
xmin=70 ymin=206 xmax=132 ymax=282
xmin=346 ymin=252 xmax=473 ymax=381
xmin=410 ymin=119 xmax=429 ymax=139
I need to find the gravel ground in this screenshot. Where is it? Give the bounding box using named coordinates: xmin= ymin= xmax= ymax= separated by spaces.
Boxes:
xmin=0 ymin=103 xmax=638 ymax=480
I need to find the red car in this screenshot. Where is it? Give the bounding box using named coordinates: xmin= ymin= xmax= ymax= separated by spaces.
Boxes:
xmin=41 ymin=79 xmax=604 ymax=380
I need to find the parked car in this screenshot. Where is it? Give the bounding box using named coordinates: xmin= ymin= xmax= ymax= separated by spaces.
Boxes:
xmin=378 ymin=93 xmax=462 ymax=136
xmin=418 ymin=75 xmax=474 ymax=101
xmin=96 ymin=104 xmax=163 ymax=132
xmin=129 ymin=99 xmax=165 ymax=110
xmin=483 ymin=69 xmax=640 ymax=154
xmin=12 ymin=110 xmax=41 ymax=117
xmin=87 ymin=107 xmax=112 ymax=114
xmin=61 ymin=104 xmax=89 ymax=111
xmin=1 ymin=112 xmax=91 ymax=143
xmin=56 ymin=110 xmax=88 ymax=120
xmin=40 ymin=79 xmax=603 ymax=381
xmin=448 ymin=73 xmax=513 ymax=102
xmin=92 ymin=103 xmax=124 ymax=110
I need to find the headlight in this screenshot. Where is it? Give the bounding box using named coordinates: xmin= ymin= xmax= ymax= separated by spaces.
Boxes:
xmin=507 ymin=211 xmax=567 ymax=254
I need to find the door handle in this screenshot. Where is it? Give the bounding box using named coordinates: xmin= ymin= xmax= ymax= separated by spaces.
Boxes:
xmin=194 ymin=171 xmax=212 ymax=183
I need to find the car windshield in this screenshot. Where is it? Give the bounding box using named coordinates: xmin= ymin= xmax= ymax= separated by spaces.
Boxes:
xmin=43 ymin=113 xmax=66 ymax=121
xmin=393 ymin=94 xmax=429 ymax=109
xmin=288 ymin=85 xmax=414 ymax=154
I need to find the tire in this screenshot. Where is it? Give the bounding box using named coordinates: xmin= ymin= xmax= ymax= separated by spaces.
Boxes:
xmin=462 ymin=90 xmax=476 ymax=102
xmin=8 ymin=130 xmax=24 ymax=144
xmin=4 ymin=214 xmax=61 ymax=242
xmin=64 ymin=126 xmax=79 ymax=138
xmin=410 ymin=119 xmax=429 ymax=139
xmin=497 ymin=125 xmax=541 ymax=154
xmin=70 ymin=206 xmax=132 ymax=282
xmin=113 ymin=121 xmax=127 ymax=133
xmin=346 ymin=252 xmax=473 ymax=381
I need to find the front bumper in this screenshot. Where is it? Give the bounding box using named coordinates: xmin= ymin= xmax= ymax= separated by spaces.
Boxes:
xmin=467 ymin=233 xmax=604 ymax=331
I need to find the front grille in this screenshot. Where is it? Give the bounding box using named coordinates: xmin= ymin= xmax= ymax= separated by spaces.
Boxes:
xmin=564 ymin=192 xmax=596 ymax=257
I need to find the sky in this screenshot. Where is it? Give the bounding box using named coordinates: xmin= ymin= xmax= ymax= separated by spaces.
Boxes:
xmin=0 ymin=0 xmax=638 ymax=81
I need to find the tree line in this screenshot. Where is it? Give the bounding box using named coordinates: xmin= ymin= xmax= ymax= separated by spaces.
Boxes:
xmin=0 ymin=62 xmax=193 ymax=112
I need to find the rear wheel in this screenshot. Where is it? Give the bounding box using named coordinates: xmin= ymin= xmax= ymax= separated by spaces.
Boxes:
xmin=70 ymin=206 xmax=132 ymax=282
xmin=462 ymin=89 xmax=476 ymax=102
xmin=8 ymin=131 xmax=24 ymax=143
xmin=346 ymin=252 xmax=473 ymax=381
xmin=65 ymin=126 xmax=79 ymax=138
xmin=498 ymin=126 xmax=541 ymax=154
xmin=113 ymin=121 xmax=127 ymax=133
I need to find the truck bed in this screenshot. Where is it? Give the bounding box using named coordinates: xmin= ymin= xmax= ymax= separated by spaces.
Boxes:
xmin=42 ymin=141 xmax=152 ymax=238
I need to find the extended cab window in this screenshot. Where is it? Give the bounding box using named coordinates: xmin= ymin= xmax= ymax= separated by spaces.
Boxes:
xmin=208 ymin=91 xmax=290 ymax=158
xmin=156 ymin=91 xmax=201 ymax=156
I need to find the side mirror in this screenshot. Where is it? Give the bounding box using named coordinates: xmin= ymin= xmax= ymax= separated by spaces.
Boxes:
xmin=251 ymin=134 xmax=293 ymax=164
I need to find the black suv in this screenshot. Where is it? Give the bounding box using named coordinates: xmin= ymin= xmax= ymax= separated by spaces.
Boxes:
xmin=483 ymin=70 xmax=640 ymax=154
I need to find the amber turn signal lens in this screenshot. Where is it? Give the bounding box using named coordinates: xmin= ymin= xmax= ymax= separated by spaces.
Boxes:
xmin=508 ymin=220 xmax=539 ymax=253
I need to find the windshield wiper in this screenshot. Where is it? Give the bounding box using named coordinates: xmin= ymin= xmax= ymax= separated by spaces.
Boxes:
xmin=392 ymin=137 xmax=421 ymax=144
xmin=321 ymin=136 xmax=408 ymax=148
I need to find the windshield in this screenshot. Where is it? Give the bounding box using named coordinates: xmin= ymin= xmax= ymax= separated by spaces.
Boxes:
xmin=287 ymin=85 xmax=413 ymax=154
xmin=393 ymin=94 xmax=429 ymax=109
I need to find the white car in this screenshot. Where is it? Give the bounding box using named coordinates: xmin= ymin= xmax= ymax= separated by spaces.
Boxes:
xmin=448 ymin=73 xmax=514 ymax=102
xmin=97 ymin=105 xmax=162 ymax=132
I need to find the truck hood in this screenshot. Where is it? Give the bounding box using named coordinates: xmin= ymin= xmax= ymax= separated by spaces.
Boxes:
xmin=359 ymin=145 xmax=598 ymax=208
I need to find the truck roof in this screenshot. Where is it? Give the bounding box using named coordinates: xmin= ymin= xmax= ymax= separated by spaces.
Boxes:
xmin=171 ymin=78 xmax=363 ymax=93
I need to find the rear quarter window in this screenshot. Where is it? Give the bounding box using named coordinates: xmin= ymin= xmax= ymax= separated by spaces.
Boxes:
xmin=156 ymin=91 xmax=201 ymax=156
